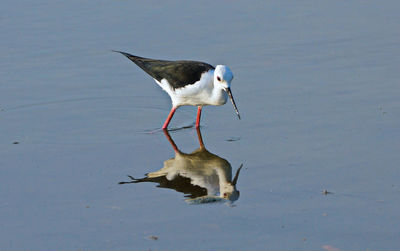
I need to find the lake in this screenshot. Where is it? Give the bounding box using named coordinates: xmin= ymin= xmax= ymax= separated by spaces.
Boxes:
xmin=1 ymin=1 xmax=400 ymax=250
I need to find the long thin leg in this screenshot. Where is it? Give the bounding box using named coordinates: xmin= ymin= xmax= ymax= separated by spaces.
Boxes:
xmin=195 ymin=106 xmax=202 ymax=128
xmin=162 ymin=107 xmax=177 ymax=129
xmin=163 ymin=129 xmax=179 ymax=153
xmin=196 ymin=127 xmax=205 ymax=149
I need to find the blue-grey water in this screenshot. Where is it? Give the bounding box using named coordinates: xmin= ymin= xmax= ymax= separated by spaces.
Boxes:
xmin=1 ymin=1 xmax=400 ymax=250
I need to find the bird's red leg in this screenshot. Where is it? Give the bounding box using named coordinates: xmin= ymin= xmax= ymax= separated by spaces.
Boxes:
xmin=162 ymin=107 xmax=177 ymax=129
xmin=163 ymin=129 xmax=179 ymax=152
xmin=196 ymin=127 xmax=205 ymax=149
xmin=196 ymin=106 xmax=202 ymax=128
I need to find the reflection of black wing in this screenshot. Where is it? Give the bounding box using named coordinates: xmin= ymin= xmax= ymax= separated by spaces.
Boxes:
xmin=119 ymin=175 xmax=207 ymax=199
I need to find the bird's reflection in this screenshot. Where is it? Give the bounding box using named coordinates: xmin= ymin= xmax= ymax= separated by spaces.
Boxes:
xmin=119 ymin=128 xmax=242 ymax=205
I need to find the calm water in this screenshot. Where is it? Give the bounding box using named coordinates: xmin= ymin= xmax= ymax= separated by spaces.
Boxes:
xmin=1 ymin=1 xmax=400 ymax=250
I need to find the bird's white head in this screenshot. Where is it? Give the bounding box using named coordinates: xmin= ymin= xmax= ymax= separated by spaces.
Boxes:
xmin=214 ymin=65 xmax=240 ymax=119
xmin=214 ymin=65 xmax=234 ymax=89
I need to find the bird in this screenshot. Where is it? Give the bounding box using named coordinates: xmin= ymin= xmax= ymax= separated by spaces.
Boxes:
xmin=119 ymin=128 xmax=243 ymax=205
xmin=113 ymin=51 xmax=240 ymax=129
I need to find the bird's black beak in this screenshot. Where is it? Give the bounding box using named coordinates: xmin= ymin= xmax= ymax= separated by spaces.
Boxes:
xmin=232 ymin=164 xmax=243 ymax=186
xmin=226 ymin=87 xmax=241 ymax=119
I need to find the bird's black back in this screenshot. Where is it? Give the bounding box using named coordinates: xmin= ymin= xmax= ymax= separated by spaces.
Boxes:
xmin=114 ymin=51 xmax=215 ymax=89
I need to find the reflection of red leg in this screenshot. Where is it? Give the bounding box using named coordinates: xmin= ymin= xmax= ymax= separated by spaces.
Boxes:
xmin=163 ymin=129 xmax=179 ymax=152
xmin=195 ymin=106 xmax=202 ymax=128
xmin=196 ymin=127 xmax=205 ymax=149
xmin=162 ymin=107 xmax=177 ymax=129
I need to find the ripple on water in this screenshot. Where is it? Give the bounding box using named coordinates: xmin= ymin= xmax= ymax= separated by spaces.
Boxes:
xmin=2 ymin=96 xmax=197 ymax=146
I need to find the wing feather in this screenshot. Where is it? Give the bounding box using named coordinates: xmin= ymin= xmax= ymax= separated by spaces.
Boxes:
xmin=114 ymin=51 xmax=215 ymax=89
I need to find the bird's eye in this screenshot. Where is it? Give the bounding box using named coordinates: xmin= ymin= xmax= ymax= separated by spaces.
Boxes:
xmin=217 ymin=76 xmax=221 ymax=81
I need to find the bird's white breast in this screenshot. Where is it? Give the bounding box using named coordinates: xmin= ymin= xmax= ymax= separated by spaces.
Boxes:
xmin=154 ymin=70 xmax=228 ymax=107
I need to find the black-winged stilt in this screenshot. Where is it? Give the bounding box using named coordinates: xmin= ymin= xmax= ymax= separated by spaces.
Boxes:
xmin=119 ymin=128 xmax=243 ymax=204
xmin=114 ymin=51 xmax=240 ymax=129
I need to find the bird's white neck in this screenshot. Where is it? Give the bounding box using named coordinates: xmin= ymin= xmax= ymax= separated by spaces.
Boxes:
xmin=210 ymin=80 xmax=228 ymax=106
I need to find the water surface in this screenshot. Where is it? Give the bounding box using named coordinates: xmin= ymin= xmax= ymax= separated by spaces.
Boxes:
xmin=1 ymin=1 xmax=400 ymax=250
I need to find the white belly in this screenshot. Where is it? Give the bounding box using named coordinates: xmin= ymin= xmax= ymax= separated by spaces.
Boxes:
xmin=173 ymin=87 xmax=227 ymax=107
xmin=155 ymin=72 xmax=228 ymax=107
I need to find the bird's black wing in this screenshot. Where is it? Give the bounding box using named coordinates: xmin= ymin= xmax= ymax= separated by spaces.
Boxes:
xmin=114 ymin=51 xmax=215 ymax=89
xmin=119 ymin=174 xmax=207 ymax=198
